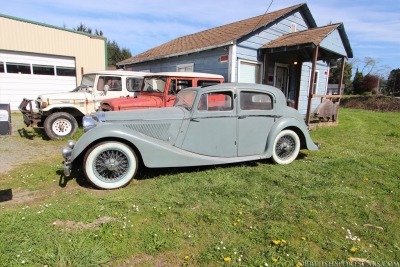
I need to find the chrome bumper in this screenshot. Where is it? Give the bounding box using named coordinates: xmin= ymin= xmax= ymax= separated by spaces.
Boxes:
xmin=61 ymin=140 xmax=76 ymax=177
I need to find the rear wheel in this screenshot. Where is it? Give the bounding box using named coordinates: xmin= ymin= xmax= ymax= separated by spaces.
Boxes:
xmin=271 ymin=130 xmax=300 ymax=164
xmin=84 ymin=141 xmax=138 ymax=189
xmin=44 ymin=112 xmax=78 ymax=140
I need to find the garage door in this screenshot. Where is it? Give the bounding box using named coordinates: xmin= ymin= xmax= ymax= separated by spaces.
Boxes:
xmin=238 ymin=60 xmax=262 ymax=84
xmin=0 ymin=50 xmax=76 ymax=110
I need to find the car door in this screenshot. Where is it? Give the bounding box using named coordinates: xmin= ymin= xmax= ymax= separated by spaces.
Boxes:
xmin=237 ymin=90 xmax=276 ymax=156
xmin=180 ymin=90 xmax=237 ymax=157
xmin=93 ymin=76 xmax=125 ymax=110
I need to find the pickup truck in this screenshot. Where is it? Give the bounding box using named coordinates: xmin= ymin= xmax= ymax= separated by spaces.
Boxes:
xmin=100 ymin=72 xmax=224 ymax=111
xmin=19 ymin=70 xmax=146 ymax=139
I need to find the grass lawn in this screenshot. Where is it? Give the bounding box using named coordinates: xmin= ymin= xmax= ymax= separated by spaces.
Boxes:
xmin=0 ymin=108 xmax=399 ymax=267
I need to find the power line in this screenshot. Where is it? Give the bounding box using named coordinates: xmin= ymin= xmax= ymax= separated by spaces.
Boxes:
xmin=251 ymin=0 xmax=274 ymax=32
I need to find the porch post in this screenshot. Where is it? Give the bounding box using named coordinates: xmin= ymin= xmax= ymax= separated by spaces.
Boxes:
xmin=263 ymin=54 xmax=269 ymax=85
xmin=306 ymin=45 xmax=319 ymax=125
xmin=338 ymin=56 xmax=346 ymax=96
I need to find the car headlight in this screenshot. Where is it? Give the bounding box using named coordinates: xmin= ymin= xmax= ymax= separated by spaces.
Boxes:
xmin=82 ymin=112 xmax=105 ymax=132
xmin=82 ymin=114 xmax=98 ymax=132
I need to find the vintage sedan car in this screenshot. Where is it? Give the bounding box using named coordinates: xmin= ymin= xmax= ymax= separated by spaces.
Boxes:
xmin=62 ymin=83 xmax=320 ymax=189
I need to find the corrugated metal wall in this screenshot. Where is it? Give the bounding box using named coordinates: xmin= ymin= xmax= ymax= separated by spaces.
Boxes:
xmin=0 ymin=15 xmax=106 ymax=84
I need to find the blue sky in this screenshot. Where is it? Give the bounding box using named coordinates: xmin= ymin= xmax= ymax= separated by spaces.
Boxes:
xmin=1 ymin=0 xmax=399 ymax=77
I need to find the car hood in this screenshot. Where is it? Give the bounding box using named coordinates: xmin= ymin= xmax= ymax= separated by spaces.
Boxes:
xmin=99 ymin=106 xmax=186 ymax=122
xmin=38 ymin=91 xmax=91 ymax=101
xmin=102 ymin=95 xmax=161 ymax=110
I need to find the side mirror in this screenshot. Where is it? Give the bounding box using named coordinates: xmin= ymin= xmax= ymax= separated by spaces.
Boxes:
xmin=103 ymin=86 xmax=108 ymax=96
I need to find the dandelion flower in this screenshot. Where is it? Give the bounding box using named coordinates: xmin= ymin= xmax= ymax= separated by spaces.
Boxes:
xmin=364 ymin=178 xmax=369 ymax=181
xmin=281 ymin=239 xmax=287 ymax=244
xmin=224 ymin=257 xmax=231 ymax=262
xmin=173 ymin=229 xmax=177 ymax=233
xmin=184 ymin=255 xmax=189 ymax=260
xmin=301 ymin=237 xmax=307 ymax=241
xmin=272 ymin=258 xmax=278 ymax=262
xmin=296 ymin=263 xmax=303 ymax=267
xmin=350 ymin=247 xmax=358 ymax=253
xmin=272 ymin=240 xmax=281 ymax=245
xmin=239 ymin=211 xmax=243 ymax=215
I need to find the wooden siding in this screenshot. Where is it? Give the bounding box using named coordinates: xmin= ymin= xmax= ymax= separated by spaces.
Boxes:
xmin=320 ymin=29 xmax=347 ymax=57
xmin=298 ymin=61 xmax=329 ymax=116
xmin=0 ymin=16 xmax=106 ymax=84
xmin=234 ymin=11 xmax=309 ymax=82
xmin=126 ymin=47 xmax=229 ymax=81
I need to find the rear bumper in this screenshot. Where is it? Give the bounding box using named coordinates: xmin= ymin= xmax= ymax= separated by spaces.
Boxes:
xmin=18 ymin=98 xmax=42 ymax=126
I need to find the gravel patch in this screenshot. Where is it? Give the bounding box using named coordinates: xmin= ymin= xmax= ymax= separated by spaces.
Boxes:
xmin=0 ymin=113 xmax=64 ymax=174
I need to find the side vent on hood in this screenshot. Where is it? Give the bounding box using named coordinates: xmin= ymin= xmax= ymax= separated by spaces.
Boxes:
xmin=124 ymin=123 xmax=171 ymax=141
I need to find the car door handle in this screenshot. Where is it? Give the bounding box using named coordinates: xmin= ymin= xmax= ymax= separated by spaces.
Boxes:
xmin=190 ymin=118 xmax=200 ymax=122
xmin=238 ymin=116 xmax=246 ymax=119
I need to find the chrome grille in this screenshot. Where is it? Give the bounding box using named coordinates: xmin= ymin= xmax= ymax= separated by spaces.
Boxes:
xmin=124 ymin=123 xmax=171 ymax=141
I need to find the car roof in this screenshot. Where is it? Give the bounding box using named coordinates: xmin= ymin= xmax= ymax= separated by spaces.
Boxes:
xmin=144 ymin=72 xmax=224 ymax=79
xmin=84 ymin=70 xmax=148 ymax=76
xmin=191 ymin=82 xmax=281 ymax=93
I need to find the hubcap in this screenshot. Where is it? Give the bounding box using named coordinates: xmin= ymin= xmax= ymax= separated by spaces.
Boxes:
xmin=52 ymin=119 xmax=72 ymax=136
xmin=94 ymin=149 xmax=130 ymax=182
xmin=275 ymin=135 xmax=295 ymax=159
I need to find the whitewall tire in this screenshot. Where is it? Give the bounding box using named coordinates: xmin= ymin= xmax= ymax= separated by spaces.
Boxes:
xmin=84 ymin=141 xmax=138 ymax=189
xmin=271 ymin=130 xmax=300 ymax=164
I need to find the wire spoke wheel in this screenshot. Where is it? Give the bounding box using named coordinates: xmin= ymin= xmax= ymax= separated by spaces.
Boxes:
xmin=272 ymin=130 xmax=300 ymax=164
xmin=84 ymin=142 xmax=138 ymax=189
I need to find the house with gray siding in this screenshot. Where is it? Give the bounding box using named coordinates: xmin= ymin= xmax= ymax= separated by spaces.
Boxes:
xmin=117 ymin=3 xmax=353 ymax=122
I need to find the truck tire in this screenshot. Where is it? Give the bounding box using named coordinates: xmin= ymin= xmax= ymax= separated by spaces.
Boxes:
xmin=44 ymin=112 xmax=78 ymax=140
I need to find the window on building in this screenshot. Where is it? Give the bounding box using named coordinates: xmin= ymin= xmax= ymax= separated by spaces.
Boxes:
xmin=0 ymin=62 xmax=4 ymax=73
xmin=197 ymin=91 xmax=233 ymax=111
xmin=56 ymin=67 xmax=76 ymax=77
xmin=291 ymin=22 xmax=297 ymax=33
xmin=177 ymin=63 xmax=194 ymax=72
xmin=33 ymin=64 xmax=55 ymax=75
xmin=240 ymin=91 xmax=273 ymax=110
xmin=6 ymin=63 xmax=31 ymax=74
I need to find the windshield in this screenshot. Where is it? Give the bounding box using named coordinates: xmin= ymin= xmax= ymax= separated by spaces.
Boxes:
xmin=174 ymin=89 xmax=197 ymax=111
xmin=142 ymin=76 xmax=167 ymax=93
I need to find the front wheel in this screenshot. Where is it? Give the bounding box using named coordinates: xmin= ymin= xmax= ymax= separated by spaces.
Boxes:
xmin=44 ymin=112 xmax=78 ymax=140
xmin=271 ymin=130 xmax=300 ymax=164
xmin=84 ymin=141 xmax=138 ymax=189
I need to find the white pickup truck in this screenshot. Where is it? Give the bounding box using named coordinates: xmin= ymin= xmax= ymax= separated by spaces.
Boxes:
xmin=19 ymin=70 xmax=146 ymax=140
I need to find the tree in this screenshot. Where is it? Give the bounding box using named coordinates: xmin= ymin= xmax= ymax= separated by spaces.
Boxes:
xmin=387 ymin=69 xmax=400 ymax=96
xmin=361 ymin=74 xmax=379 ymax=94
xmin=328 ymin=59 xmax=353 ymax=94
xmin=352 ymin=68 xmax=364 ymax=95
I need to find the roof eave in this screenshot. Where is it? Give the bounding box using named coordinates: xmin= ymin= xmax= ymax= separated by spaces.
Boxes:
xmin=117 ymin=41 xmax=234 ymax=66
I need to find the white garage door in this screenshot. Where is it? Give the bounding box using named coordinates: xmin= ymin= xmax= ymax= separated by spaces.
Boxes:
xmin=0 ymin=50 xmax=77 ymax=110
xmin=238 ymin=60 xmax=262 ymax=84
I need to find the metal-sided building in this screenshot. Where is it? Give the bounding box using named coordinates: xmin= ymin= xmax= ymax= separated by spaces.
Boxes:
xmin=0 ymin=14 xmax=107 ymax=110
xmin=117 ymin=3 xmax=353 ymax=123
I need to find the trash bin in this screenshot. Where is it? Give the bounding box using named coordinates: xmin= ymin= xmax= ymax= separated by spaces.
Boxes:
xmin=0 ymin=103 xmax=12 ymax=135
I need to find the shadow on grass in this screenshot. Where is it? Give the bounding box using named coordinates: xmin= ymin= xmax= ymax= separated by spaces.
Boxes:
xmin=17 ymin=127 xmax=51 ymax=141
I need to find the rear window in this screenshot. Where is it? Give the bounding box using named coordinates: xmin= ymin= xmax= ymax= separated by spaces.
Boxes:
xmin=240 ymin=91 xmax=273 ymax=110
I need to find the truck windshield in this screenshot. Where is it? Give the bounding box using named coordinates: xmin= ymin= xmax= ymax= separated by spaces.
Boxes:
xmin=81 ymin=74 xmax=96 ymax=87
xmin=142 ymin=76 xmax=167 ymax=93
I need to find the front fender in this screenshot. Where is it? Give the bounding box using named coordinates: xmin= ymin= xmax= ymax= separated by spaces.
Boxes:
xmin=263 ymin=118 xmax=319 ymax=158
xmin=42 ymin=104 xmax=85 ymax=115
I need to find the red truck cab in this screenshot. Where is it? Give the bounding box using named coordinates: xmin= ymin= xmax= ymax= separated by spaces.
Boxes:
xmin=100 ymin=72 xmax=224 ymax=111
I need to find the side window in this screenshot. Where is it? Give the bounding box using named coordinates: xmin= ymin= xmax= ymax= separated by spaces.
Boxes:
xmin=126 ymin=77 xmax=143 ymax=92
xmin=197 ymin=80 xmax=221 ymax=87
xmin=240 ymin=91 xmax=273 ymax=110
xmin=197 ymin=91 xmax=233 ymax=112
xmin=97 ymin=76 xmax=122 ymax=91
xmin=0 ymin=62 xmax=4 ymax=73
xmin=168 ymin=79 xmax=192 ymax=95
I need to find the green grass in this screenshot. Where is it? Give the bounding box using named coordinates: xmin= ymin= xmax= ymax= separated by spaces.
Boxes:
xmin=0 ymin=108 xmax=399 ymax=266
